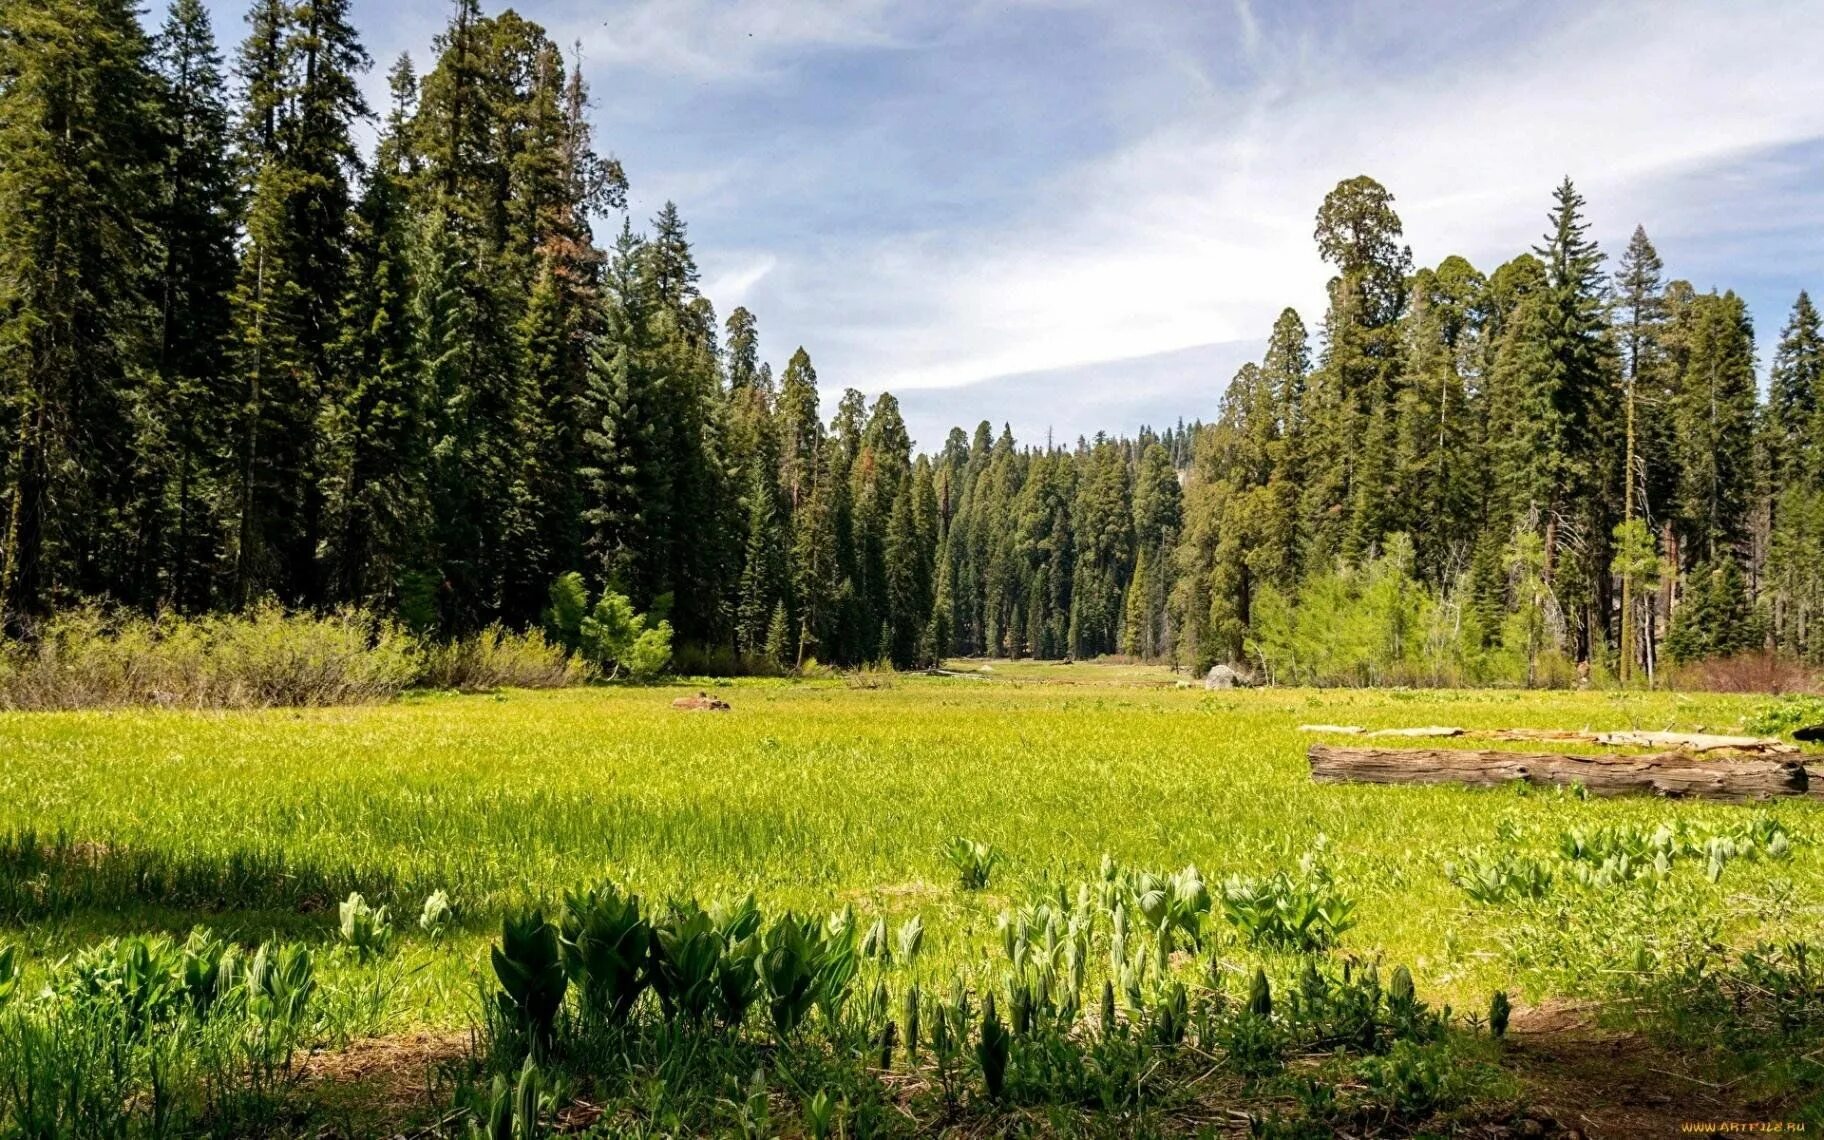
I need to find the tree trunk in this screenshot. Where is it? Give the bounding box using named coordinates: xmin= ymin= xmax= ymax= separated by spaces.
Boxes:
xmin=1308 ymin=744 xmax=1809 ymax=803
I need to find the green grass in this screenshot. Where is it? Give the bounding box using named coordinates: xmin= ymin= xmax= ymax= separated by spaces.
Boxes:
xmin=5 ymin=667 xmax=1819 ymax=1028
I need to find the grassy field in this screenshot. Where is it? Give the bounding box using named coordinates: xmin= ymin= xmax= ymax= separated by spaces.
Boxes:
xmin=6 ymin=667 xmax=1818 ymax=1002
xmin=4 ymin=664 xmax=1822 ymax=1133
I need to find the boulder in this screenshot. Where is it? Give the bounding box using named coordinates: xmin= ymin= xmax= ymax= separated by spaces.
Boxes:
xmin=1204 ymin=664 xmax=1242 ymax=690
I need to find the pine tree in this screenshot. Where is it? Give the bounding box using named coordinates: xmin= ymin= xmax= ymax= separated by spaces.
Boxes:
xmin=1671 ymin=291 xmax=1756 ymax=563
xmin=736 ymin=462 xmax=787 ymax=657
xmin=1526 ymin=177 xmax=1619 ymax=661
xmin=326 ymin=56 xmax=422 ymax=608
xmin=148 ymin=0 xmax=239 ymax=609
xmin=0 ymin=0 xmax=161 ymax=619
xmin=227 ymin=0 xmax=370 ymax=604
xmin=1612 ymin=225 xmax=1665 ymax=680
xmin=1768 ymin=292 xmax=1822 ymax=487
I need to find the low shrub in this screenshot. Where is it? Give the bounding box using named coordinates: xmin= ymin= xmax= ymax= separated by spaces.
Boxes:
xmin=0 ymin=604 xmax=420 ymax=710
xmin=1668 ymin=651 xmax=1820 ymax=694
xmin=416 ymin=625 xmax=583 ymax=691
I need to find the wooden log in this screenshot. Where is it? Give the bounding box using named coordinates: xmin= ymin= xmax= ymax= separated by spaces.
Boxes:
xmin=1308 ymin=744 xmax=1810 ymax=803
xmin=1297 ymin=725 xmax=1797 ymax=754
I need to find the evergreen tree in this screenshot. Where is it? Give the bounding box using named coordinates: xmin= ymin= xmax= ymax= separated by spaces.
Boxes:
xmin=148 ymin=0 xmax=239 ymax=609
xmin=0 ymin=0 xmax=161 ymax=619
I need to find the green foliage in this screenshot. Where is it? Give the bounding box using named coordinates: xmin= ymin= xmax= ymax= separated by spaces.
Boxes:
xmin=757 ymin=914 xmax=818 ymax=1039
xmin=493 ymin=911 xmax=567 ymax=1047
xmin=337 ymin=891 xmax=393 ymax=959
xmin=557 ymin=886 xmax=648 ymax=1025
xmin=944 ymin=837 xmax=1002 ymax=890
xmin=1488 ymin=990 xmax=1511 ymax=1039
xmin=1445 ymin=851 xmax=1554 ymax=904
xmin=542 ymin=572 xmax=590 ymax=652
xmin=570 ymin=579 xmax=674 ymax=681
xmin=975 ymin=991 xmax=1010 ymax=1098
xmin=420 ymin=890 xmax=457 ymax=940
xmin=1220 ymin=862 xmax=1356 ymax=952
xmin=1745 ymin=695 xmax=1824 ymax=736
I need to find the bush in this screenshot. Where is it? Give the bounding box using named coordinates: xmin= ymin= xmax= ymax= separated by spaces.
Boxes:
xmin=0 ymin=604 xmax=421 ymax=710
xmin=1669 ymin=651 xmax=1819 ymax=694
xmin=416 ymin=626 xmax=583 ymax=692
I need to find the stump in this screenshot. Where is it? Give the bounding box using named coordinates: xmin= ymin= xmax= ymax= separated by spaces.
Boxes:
xmin=672 ymin=692 xmax=731 ymax=712
xmin=1307 ymin=744 xmax=1810 ymax=803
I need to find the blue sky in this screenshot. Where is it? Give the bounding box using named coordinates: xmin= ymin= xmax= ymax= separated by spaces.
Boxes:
xmin=201 ymin=0 xmax=1824 ymax=449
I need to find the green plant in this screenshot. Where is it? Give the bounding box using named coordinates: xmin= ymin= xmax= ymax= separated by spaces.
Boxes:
xmin=976 ymin=991 xmax=1010 ymax=1098
xmin=944 ymin=837 xmax=1002 ymax=890
xmin=1220 ymin=868 xmax=1356 ymax=952
xmin=1489 ymin=990 xmax=1511 ymax=1039
xmin=1745 ymin=694 xmax=1824 ymax=737
xmin=338 ymin=891 xmax=393 ymax=959
xmin=421 ymin=889 xmax=457 ymax=939
xmin=0 ymin=944 xmax=20 ymax=1008
xmin=1446 ymin=850 xmax=1554 ymax=904
xmin=650 ymin=901 xmax=724 ymax=1023
xmin=469 ymin=1055 xmax=564 ymax=1140
xmin=758 ymin=915 xmax=818 ymax=1038
xmin=803 ymin=1089 xmax=838 ymax=1140
xmin=557 ymin=885 xmax=649 ymax=1024
xmin=493 ymin=911 xmax=567 ymax=1048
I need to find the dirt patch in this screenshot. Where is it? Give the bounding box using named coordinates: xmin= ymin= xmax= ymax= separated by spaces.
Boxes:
xmin=299 ymin=1029 xmax=471 ymax=1117
xmin=1506 ymin=1013 xmax=1802 ymax=1139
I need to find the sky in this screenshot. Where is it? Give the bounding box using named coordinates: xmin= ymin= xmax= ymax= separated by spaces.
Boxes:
xmin=201 ymin=0 xmax=1824 ymax=449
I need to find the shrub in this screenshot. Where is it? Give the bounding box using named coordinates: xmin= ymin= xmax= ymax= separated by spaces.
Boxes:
xmin=0 ymin=604 xmax=420 ymax=710
xmin=417 ymin=626 xmax=583 ymax=691
xmin=1668 ymin=650 xmax=1818 ymax=694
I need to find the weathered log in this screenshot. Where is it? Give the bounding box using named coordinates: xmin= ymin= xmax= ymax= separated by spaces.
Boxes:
xmin=1308 ymin=744 xmax=1810 ymax=802
xmin=1296 ymin=724 xmax=1796 ymax=754
xmin=1500 ymin=729 xmax=1796 ymax=754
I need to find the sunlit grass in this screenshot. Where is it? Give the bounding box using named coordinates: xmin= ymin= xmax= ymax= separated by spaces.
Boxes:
xmin=3 ymin=671 xmax=1819 ymax=1026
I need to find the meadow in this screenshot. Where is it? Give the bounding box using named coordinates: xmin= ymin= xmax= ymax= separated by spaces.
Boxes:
xmin=4 ymin=664 xmax=1822 ymax=1135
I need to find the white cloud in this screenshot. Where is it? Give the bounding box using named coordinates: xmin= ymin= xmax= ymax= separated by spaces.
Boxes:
xmin=559 ymin=0 xmax=907 ymax=82
xmin=780 ymin=0 xmax=1824 ymax=402
xmin=703 ymin=253 xmax=778 ymax=311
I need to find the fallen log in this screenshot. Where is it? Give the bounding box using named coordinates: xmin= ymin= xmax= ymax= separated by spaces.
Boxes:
xmin=1295 ymin=724 xmax=1797 ymax=754
xmin=1308 ymin=744 xmax=1810 ymax=803
xmin=1493 ymin=729 xmax=1797 ymax=754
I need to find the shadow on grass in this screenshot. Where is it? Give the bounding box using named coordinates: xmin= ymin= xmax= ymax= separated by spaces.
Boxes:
xmin=0 ymin=828 xmax=471 ymax=932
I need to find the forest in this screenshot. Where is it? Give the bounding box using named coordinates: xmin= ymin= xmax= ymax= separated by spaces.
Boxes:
xmin=3 ymin=0 xmax=1820 ymax=684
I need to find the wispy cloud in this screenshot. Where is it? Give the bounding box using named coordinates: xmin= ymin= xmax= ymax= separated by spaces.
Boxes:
xmin=802 ymin=1 xmax=1824 ymax=408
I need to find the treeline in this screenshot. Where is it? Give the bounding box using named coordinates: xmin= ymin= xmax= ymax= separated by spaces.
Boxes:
xmin=1174 ymin=178 xmax=1823 ymax=684
xmin=2 ymin=0 xmax=1817 ymax=680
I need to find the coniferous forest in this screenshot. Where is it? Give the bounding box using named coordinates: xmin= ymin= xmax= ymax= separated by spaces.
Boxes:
xmin=3 ymin=0 xmax=1821 ymax=684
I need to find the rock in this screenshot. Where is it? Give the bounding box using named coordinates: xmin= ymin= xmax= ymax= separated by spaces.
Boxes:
xmin=672 ymin=692 xmax=731 ymax=712
xmin=1204 ymin=663 xmax=1245 ymax=690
